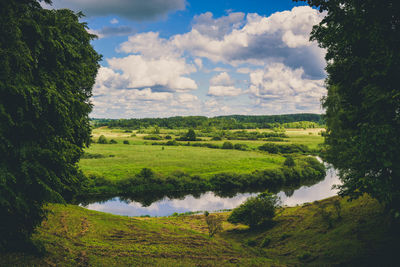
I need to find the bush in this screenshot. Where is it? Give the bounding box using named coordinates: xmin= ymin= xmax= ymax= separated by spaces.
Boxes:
xmin=165 ymin=135 xmax=172 ymax=139
xmin=234 ymin=143 xmax=248 ymax=151
xmin=211 ymin=136 xmax=222 ymax=141
xmin=204 ymin=213 xmax=223 ymax=237
xmin=143 ymin=135 xmax=162 ymax=140
xmin=109 ymin=139 xmax=118 ymax=144
xmin=123 ymin=140 xmax=130 ymax=145
xmin=284 ymin=155 xmax=295 ymax=167
xmin=98 ymin=135 xmax=108 ymax=144
xmin=222 ymin=141 xmax=233 ymax=149
xmin=227 ymin=192 xmax=280 ymax=228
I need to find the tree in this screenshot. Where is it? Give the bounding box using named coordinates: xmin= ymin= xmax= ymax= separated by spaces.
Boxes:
xmin=185 ymin=129 xmax=196 ymax=141
xmin=227 ymin=192 xmax=280 ymax=228
xmin=295 ymin=0 xmax=400 ymax=213
xmin=0 ymin=0 xmax=101 ymax=250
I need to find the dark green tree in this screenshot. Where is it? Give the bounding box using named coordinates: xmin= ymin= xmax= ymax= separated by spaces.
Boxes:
xmin=227 ymin=192 xmax=280 ymax=228
xmin=0 ymin=0 xmax=101 ymax=250
xmin=185 ymin=129 xmax=196 ymax=141
xmin=295 ymin=0 xmax=400 ymax=213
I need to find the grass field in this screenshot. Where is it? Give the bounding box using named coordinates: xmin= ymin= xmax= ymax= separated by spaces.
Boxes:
xmin=80 ymin=127 xmax=323 ymax=180
xmin=80 ymin=144 xmax=284 ymax=181
xmin=1 ymin=195 xmax=396 ymax=266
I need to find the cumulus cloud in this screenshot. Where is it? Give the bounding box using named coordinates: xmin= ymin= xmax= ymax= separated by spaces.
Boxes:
xmin=44 ymin=0 xmax=186 ymax=21
xmin=172 ymin=6 xmax=326 ymax=78
xmin=89 ymin=6 xmax=327 ymax=118
xmin=248 ymin=63 xmax=325 ymax=112
xmin=107 ymin=55 xmax=197 ymax=92
xmin=88 ymin=26 xmax=134 ymax=38
xmin=118 ymin=32 xmax=179 ymax=59
xmin=208 ymin=72 xmax=242 ymax=96
xmin=210 ymin=72 xmax=234 ymax=86
xmin=110 ymin=18 xmax=119 ymax=24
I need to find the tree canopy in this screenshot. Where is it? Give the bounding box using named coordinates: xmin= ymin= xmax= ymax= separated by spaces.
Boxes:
xmin=296 ymin=0 xmax=400 ymax=213
xmin=0 ymin=0 xmax=101 ymax=250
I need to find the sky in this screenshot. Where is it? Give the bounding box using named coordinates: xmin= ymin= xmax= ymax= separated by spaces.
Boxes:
xmin=43 ymin=0 xmax=327 ymax=119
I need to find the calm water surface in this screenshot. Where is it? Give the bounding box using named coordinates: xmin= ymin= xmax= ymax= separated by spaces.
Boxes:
xmin=83 ymin=165 xmax=339 ymax=217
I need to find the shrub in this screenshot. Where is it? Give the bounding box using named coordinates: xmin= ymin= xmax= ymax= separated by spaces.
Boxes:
xmin=98 ymin=135 xmax=108 ymax=144
xmin=283 ymin=155 xmax=295 ymax=167
xmin=222 ymin=141 xmax=233 ymax=149
xmin=211 ymin=136 xmax=222 ymax=141
xmin=234 ymin=143 xmax=248 ymax=150
xmin=204 ymin=213 xmax=223 ymax=237
xmin=124 ymin=130 xmax=132 ymax=133
xmin=143 ymin=135 xmax=162 ymax=140
xmin=165 ymin=135 xmax=172 ymax=139
xmin=123 ymin=140 xmax=130 ymax=145
xmin=227 ymin=192 xmax=280 ymax=228
xmin=109 ymin=139 xmax=118 ymax=144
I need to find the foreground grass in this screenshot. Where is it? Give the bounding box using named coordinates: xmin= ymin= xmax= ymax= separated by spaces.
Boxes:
xmin=1 ymin=195 xmax=396 ymax=266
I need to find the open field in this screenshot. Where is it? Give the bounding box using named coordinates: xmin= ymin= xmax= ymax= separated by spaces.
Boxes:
xmin=1 ymin=195 xmax=396 ymax=266
xmin=81 ymin=127 xmax=324 ymax=180
xmin=80 ymin=144 xmax=284 ymax=181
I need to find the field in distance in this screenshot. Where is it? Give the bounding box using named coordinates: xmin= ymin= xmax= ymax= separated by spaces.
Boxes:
xmin=79 ymin=127 xmax=324 ymax=181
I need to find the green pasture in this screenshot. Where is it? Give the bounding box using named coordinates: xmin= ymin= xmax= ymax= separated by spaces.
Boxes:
xmin=80 ymin=144 xmax=285 ymax=181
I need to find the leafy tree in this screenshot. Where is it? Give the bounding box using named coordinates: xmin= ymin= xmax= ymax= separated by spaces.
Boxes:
xmin=295 ymin=0 xmax=400 ymax=213
xmin=204 ymin=213 xmax=223 ymax=237
xmin=284 ymin=155 xmax=296 ymax=167
xmin=227 ymin=192 xmax=280 ymax=228
xmin=0 ymin=0 xmax=101 ymax=250
xmin=185 ymin=129 xmax=196 ymax=141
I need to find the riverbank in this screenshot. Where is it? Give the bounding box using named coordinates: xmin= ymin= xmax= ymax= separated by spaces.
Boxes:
xmin=1 ymin=195 xmax=396 ymax=266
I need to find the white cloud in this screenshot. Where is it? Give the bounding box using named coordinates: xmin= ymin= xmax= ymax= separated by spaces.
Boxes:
xmin=236 ymin=67 xmax=251 ymax=74
xmin=107 ymin=55 xmax=197 ymax=92
xmin=110 ymin=18 xmax=119 ymax=24
xmin=43 ymin=0 xmax=186 ymax=21
xmin=194 ymin=58 xmax=203 ymax=70
xmin=208 ymin=86 xmax=242 ymax=97
xmin=118 ymin=32 xmax=179 ymax=59
xmin=210 ymin=72 xmax=234 ymax=86
xmin=248 ymin=63 xmax=325 ymax=112
xmin=88 ymin=26 xmax=134 ymax=39
xmin=172 ymin=6 xmax=326 ymax=78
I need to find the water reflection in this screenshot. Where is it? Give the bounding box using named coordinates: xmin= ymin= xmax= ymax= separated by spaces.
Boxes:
xmin=83 ymin=166 xmax=340 ymax=217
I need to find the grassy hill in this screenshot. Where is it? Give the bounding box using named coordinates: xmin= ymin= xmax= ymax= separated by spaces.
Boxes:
xmin=1 ymin=195 xmax=396 ymax=266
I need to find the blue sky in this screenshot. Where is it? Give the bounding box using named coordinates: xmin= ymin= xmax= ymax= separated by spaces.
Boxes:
xmin=44 ymin=0 xmax=327 ymax=118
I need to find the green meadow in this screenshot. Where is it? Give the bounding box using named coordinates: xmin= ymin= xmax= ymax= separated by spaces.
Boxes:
xmin=80 ymin=127 xmax=324 ymax=181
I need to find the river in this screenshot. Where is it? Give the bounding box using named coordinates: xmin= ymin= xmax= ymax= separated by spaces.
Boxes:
xmin=82 ymin=164 xmax=339 ymax=217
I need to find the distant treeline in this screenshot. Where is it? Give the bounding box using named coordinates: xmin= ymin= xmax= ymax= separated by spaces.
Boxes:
xmin=92 ymin=114 xmax=324 ymax=130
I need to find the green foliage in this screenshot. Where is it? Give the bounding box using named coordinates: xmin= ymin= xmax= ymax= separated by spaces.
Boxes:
xmin=260 ymin=237 xmax=271 ymax=248
xmin=283 ymin=156 xmax=296 ymax=167
xmin=258 ymin=143 xmax=309 ymax=154
xmin=109 ymin=139 xmax=118 ymax=144
xmin=204 ymin=214 xmax=223 ymax=237
xmin=143 ymin=135 xmax=162 ymax=140
xmin=123 ymin=140 xmax=129 ymax=145
xmin=222 ymin=141 xmax=233 ymax=149
xmin=98 ymin=135 xmax=108 ymax=144
xmin=0 ymin=0 xmax=100 ymax=250
xmin=93 ymin=114 xmax=323 ymax=129
xmin=297 ymin=0 xmax=400 ymax=212
xmin=227 ymin=193 xmax=280 ymax=228
xmin=165 ymin=135 xmax=172 ymax=140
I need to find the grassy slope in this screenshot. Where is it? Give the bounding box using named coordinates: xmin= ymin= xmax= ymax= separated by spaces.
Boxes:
xmin=1 ymin=195 xmax=396 ymax=266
